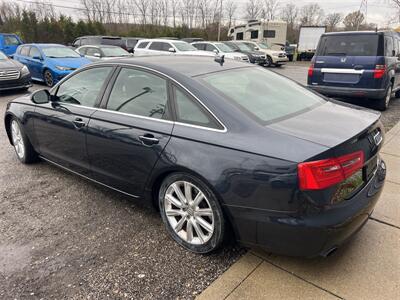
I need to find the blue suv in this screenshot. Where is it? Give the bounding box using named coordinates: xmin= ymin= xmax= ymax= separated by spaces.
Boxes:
xmin=0 ymin=33 xmax=23 ymax=56
xmin=13 ymin=44 xmax=91 ymax=87
xmin=308 ymin=31 xmax=400 ymax=110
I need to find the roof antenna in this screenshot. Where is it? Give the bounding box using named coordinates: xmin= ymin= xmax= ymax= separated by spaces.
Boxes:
xmin=214 ymin=54 xmax=225 ymax=66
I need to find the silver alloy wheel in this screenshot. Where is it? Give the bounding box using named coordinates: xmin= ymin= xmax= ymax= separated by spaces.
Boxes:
xmin=44 ymin=70 xmax=53 ymax=87
xmin=11 ymin=120 xmax=25 ymax=159
xmin=164 ymin=181 xmax=214 ymax=245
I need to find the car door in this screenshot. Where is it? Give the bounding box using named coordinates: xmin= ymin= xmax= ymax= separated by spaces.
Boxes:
xmin=2 ymin=35 xmax=21 ymax=56
xmin=86 ymin=66 xmax=174 ymax=197
xmin=27 ymin=46 xmax=44 ymax=79
xmin=33 ymin=66 xmax=115 ymax=176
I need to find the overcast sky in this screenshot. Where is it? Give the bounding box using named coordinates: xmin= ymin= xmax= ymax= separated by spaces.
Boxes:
xmin=22 ymin=0 xmax=400 ymax=27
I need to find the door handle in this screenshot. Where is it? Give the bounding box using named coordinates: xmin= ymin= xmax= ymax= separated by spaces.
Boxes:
xmin=139 ymin=134 xmax=159 ymax=146
xmin=72 ymin=117 xmax=86 ymax=129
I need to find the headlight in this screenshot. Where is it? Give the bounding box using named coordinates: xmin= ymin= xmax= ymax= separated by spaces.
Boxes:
xmin=21 ymin=65 xmax=30 ymax=76
xmin=56 ymin=66 xmax=74 ymax=71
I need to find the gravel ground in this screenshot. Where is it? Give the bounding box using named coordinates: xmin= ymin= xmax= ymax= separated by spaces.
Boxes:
xmin=0 ymin=87 xmax=244 ymax=299
xmin=1 ymin=63 xmax=399 ymax=299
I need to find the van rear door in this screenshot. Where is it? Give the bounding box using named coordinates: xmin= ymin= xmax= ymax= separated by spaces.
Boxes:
xmin=310 ymin=33 xmax=383 ymax=90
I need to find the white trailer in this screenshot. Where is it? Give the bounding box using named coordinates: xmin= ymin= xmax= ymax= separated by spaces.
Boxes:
xmin=227 ymin=20 xmax=287 ymax=47
xmin=297 ymin=26 xmax=326 ymax=60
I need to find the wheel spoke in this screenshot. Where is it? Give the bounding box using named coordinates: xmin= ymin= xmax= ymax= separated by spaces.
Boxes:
xmin=195 ymin=216 xmax=213 ymax=233
xmin=166 ymin=194 xmax=184 ymax=209
xmin=172 ymin=183 xmax=187 ymax=205
xmin=195 ymin=208 xmax=213 ymax=217
xmin=184 ymin=182 xmax=192 ymax=202
xmin=191 ymin=219 xmax=206 ymax=243
xmin=186 ymin=219 xmax=193 ymax=243
xmin=166 ymin=209 xmax=184 ymax=217
xmin=192 ymin=192 xmax=204 ymax=207
xmin=174 ymin=216 xmax=187 ymax=232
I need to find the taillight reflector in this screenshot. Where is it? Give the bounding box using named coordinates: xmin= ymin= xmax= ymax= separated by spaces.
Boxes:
xmin=308 ymin=64 xmax=314 ymax=77
xmin=373 ymin=65 xmax=386 ymax=79
xmin=298 ymin=151 xmax=364 ymax=190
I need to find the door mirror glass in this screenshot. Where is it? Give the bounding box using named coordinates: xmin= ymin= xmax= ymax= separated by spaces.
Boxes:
xmin=31 ymin=89 xmax=50 ymax=104
xmin=168 ymin=47 xmax=176 ymax=53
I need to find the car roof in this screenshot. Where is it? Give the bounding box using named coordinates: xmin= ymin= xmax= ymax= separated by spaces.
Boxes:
xmin=23 ymin=43 xmax=67 ymax=48
xmin=138 ymin=39 xmax=187 ymax=43
xmin=79 ymin=45 xmax=120 ymax=49
xmin=96 ymin=56 xmax=253 ymax=77
xmin=322 ymin=31 xmax=383 ymax=36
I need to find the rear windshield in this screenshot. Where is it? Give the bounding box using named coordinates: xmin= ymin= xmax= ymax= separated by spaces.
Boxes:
xmin=317 ymin=34 xmax=380 ymax=56
xmin=200 ymin=67 xmax=324 ymax=124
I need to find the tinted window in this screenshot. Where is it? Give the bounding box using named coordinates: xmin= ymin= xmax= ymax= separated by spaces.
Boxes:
xmin=385 ymin=36 xmax=394 ymax=57
xmin=236 ymin=32 xmax=244 ymax=40
xmin=77 ymin=47 xmax=87 ymax=55
xmin=317 ymin=34 xmax=379 ymax=56
xmin=101 ymin=38 xmax=123 ymax=47
xmin=20 ymin=46 xmax=30 ymax=56
xmin=4 ymin=35 xmax=20 ymax=46
xmin=263 ymin=30 xmax=276 ymax=38
xmin=201 ymin=68 xmax=323 ymax=124
xmin=137 ymin=41 xmax=149 ymax=49
xmin=193 ymin=43 xmax=205 ymax=50
xmin=107 ymin=68 xmax=169 ymax=120
xmin=205 ymin=44 xmax=217 ymax=52
xmin=174 ymin=86 xmax=220 ymax=129
xmin=149 ymin=42 xmax=170 ymax=51
xmin=29 ymin=47 xmax=41 ymax=58
xmin=251 ymin=30 xmax=259 ymax=39
xmin=56 ymin=67 xmax=112 ymax=107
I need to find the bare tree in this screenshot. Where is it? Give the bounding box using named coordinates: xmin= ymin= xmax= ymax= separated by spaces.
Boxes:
xmin=280 ymin=3 xmax=298 ymax=42
xmin=245 ymin=0 xmax=262 ymax=20
xmin=325 ymin=12 xmax=342 ymax=32
xmin=299 ymin=3 xmax=324 ymax=26
xmin=343 ymin=11 xmax=364 ymax=31
xmin=263 ymin=0 xmax=279 ymax=20
xmin=225 ymin=0 xmax=237 ymax=29
xmin=132 ymin=0 xmax=149 ymax=25
xmin=170 ymin=0 xmax=179 ymax=27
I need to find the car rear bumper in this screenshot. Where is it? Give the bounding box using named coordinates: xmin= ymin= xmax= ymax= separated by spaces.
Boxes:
xmin=0 ymin=75 xmax=32 ymax=91
xmin=225 ymin=158 xmax=386 ymax=257
xmin=272 ymin=56 xmax=289 ymax=64
xmin=308 ymin=85 xmax=387 ymax=99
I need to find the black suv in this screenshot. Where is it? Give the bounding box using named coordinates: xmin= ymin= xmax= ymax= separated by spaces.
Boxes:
xmin=308 ymin=31 xmax=400 ymax=110
xmin=223 ymin=41 xmax=266 ymax=65
xmin=72 ymin=36 xmax=125 ymax=49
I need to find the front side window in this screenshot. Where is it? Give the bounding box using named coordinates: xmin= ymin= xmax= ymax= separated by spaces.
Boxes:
xmin=86 ymin=47 xmax=101 ymax=57
xmin=106 ymin=68 xmax=169 ymax=120
xmin=193 ymin=43 xmax=205 ymax=50
xmin=77 ymin=47 xmax=87 ymax=55
xmin=149 ymin=42 xmax=170 ymax=52
xmin=215 ymin=43 xmax=235 ymax=53
xmin=200 ymin=67 xmax=324 ymax=124
xmin=174 ymin=86 xmax=221 ymax=129
xmin=56 ymin=67 xmax=112 ymax=107
xmin=29 ymin=47 xmax=41 ymax=59
xmin=172 ymin=42 xmax=198 ymax=51
xmin=20 ymin=46 xmax=30 ymax=56
xmin=4 ymin=35 xmax=20 ymax=46
xmin=205 ymin=44 xmax=217 ymax=52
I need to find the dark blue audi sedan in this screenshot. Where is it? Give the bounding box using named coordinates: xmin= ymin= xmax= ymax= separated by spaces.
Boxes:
xmin=4 ymin=56 xmax=386 ymax=257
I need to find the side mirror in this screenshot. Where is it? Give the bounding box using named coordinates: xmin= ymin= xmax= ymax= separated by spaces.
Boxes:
xmin=213 ymin=49 xmax=219 ymax=54
xmin=254 ymin=47 xmax=260 ymax=50
xmin=168 ymin=47 xmax=176 ymax=53
xmin=31 ymin=89 xmax=51 ymax=104
xmin=93 ymin=52 xmax=101 ymax=58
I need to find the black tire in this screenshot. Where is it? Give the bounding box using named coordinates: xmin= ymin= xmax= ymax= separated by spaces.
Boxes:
xmin=288 ymin=55 xmax=293 ymax=62
xmin=159 ymin=173 xmax=225 ymax=254
xmin=375 ymin=85 xmax=392 ymax=111
xmin=395 ymin=89 xmax=400 ymax=99
xmin=43 ymin=69 xmax=54 ymax=87
xmin=265 ymin=56 xmax=273 ymax=67
xmin=275 ymin=64 xmax=283 ymax=68
xmin=9 ymin=117 xmax=38 ymax=164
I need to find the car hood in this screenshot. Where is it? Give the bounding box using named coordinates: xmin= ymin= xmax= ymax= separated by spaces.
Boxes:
xmin=268 ymin=101 xmax=381 ymax=148
xmin=47 ymin=57 xmax=91 ymax=69
xmin=0 ymin=58 xmax=23 ymax=70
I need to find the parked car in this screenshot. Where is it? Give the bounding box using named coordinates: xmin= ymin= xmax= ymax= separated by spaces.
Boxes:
xmin=223 ymin=41 xmax=266 ymax=65
xmin=0 ymin=50 xmax=31 ymax=91
xmin=76 ymin=45 xmax=132 ymax=61
xmin=308 ymin=31 xmax=400 ymax=111
xmin=134 ymin=39 xmax=215 ymax=57
xmin=191 ymin=41 xmax=249 ymax=62
xmin=181 ymin=38 xmax=204 ymax=43
xmin=4 ymin=56 xmax=386 ymax=257
xmin=72 ymin=36 xmax=126 ymax=49
xmin=14 ymin=44 xmax=91 ymax=87
xmin=0 ymin=33 xmax=23 ymax=57
xmin=237 ymin=41 xmax=288 ymax=67
xmin=273 ymin=41 xmax=296 ymax=61
xmin=122 ymin=37 xmax=142 ymax=53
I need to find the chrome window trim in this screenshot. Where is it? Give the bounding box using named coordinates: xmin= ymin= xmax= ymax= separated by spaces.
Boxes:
xmin=55 ymin=62 xmax=227 ymax=133
xmin=321 ymin=68 xmax=364 ymax=75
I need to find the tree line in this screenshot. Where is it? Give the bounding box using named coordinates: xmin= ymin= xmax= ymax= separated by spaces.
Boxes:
xmin=0 ymin=0 xmax=398 ymax=45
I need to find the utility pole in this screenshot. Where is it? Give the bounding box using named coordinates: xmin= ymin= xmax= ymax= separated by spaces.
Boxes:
xmin=217 ymin=0 xmax=223 ymax=41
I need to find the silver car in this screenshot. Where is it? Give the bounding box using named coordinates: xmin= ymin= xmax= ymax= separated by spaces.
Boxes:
xmin=76 ymin=45 xmax=132 ymax=62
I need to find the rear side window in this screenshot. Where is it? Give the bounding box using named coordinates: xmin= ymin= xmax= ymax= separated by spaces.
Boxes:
xmin=106 ymin=68 xmax=169 ymax=120
xmin=4 ymin=35 xmax=20 ymax=46
xmin=149 ymin=42 xmax=170 ymax=51
xmin=317 ymin=34 xmax=380 ymax=56
xmin=173 ymin=86 xmax=221 ymax=129
xmin=136 ymin=41 xmax=149 ymax=49
xmin=20 ymin=46 xmax=30 ymax=56
xmin=205 ymin=44 xmax=217 ymax=52
xmin=201 ymin=67 xmax=324 ymax=125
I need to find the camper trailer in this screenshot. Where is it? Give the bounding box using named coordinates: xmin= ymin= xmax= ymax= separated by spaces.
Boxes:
xmin=228 ymin=20 xmax=287 ymax=48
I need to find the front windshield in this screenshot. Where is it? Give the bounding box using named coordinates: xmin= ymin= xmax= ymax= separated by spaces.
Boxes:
xmin=101 ymin=47 xmax=130 ymax=57
xmin=215 ymin=43 xmax=235 ymax=53
xmin=258 ymin=42 xmax=270 ymax=49
xmin=42 ymin=47 xmax=81 ymax=58
xmin=201 ymin=67 xmax=324 ymax=124
xmin=172 ymin=42 xmax=198 ymax=51
xmin=0 ymin=51 xmax=8 ymax=60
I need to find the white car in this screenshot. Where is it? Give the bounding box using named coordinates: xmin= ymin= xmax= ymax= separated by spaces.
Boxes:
xmin=133 ymin=39 xmax=215 ymax=57
xmin=238 ymin=41 xmax=288 ymax=67
xmin=75 ymin=45 xmax=132 ymax=61
xmin=191 ymin=41 xmax=249 ymax=62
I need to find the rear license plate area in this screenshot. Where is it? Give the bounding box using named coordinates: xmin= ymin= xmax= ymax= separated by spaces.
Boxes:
xmin=323 ymin=73 xmax=360 ymax=84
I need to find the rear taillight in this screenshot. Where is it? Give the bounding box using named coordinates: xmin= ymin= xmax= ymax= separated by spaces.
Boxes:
xmin=308 ymin=64 xmax=314 ymax=77
xmin=373 ymin=65 xmax=386 ymax=79
xmin=298 ymin=151 xmax=364 ymax=190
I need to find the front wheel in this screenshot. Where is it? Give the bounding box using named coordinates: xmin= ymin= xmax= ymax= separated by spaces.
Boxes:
xmin=376 ymin=85 xmax=392 ymax=111
xmin=159 ymin=173 xmax=225 ymax=254
xmin=43 ymin=70 xmax=54 ymax=87
xmin=264 ymin=56 xmax=273 ymax=67
xmin=10 ymin=118 xmax=38 ymax=164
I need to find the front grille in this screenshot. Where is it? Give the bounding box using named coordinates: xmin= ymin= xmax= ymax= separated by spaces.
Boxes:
xmin=0 ymin=69 xmax=20 ymax=81
xmin=278 ymin=54 xmax=286 ymax=58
